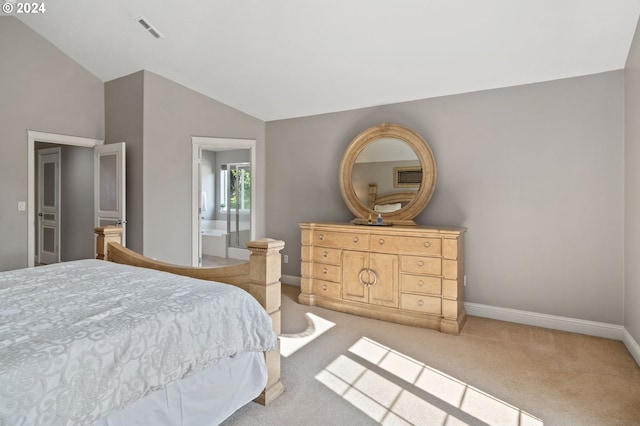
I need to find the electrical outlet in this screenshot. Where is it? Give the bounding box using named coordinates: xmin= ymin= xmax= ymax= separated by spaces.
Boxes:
xmin=283 ymin=254 xmax=289 ymax=264
xmin=17 ymin=201 xmax=26 ymax=211
xmin=464 ymin=275 xmax=467 ymax=286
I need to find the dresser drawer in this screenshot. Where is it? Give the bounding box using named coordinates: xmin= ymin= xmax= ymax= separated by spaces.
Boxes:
xmin=313 ymin=230 xmax=369 ymax=250
xmin=371 ymin=234 xmax=441 ymax=256
xmin=313 ymin=279 xmax=341 ymax=299
xmin=401 ymin=255 xmax=441 ymax=275
xmin=401 ymin=293 xmax=441 ymax=315
xmin=312 ymin=247 xmax=341 ymax=265
xmin=401 ymin=274 xmax=441 ymax=295
xmin=312 ymin=263 xmax=341 ymax=282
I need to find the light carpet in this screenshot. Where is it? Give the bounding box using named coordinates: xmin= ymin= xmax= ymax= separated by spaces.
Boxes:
xmin=223 ymin=285 xmax=640 ymax=425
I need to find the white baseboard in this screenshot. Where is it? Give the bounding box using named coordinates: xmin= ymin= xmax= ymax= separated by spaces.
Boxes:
xmin=461 ymin=303 xmax=640 ymax=367
xmin=281 ymin=275 xmax=640 ymax=365
xmin=458 ymin=303 xmax=640 ymax=366
xmin=464 ymin=302 xmax=624 ymax=340
xmin=281 ymin=274 xmax=301 ymax=287
xmin=623 ymin=328 xmax=640 ymax=366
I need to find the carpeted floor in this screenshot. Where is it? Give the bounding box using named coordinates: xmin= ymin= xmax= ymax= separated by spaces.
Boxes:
xmin=223 ymin=285 xmax=640 ymax=425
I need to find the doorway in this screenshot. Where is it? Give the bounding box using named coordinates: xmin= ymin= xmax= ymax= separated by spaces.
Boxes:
xmin=27 ymin=132 xmax=102 ymax=267
xmin=191 ymin=137 xmax=256 ymax=267
xmin=28 ymin=132 xmax=126 ymax=267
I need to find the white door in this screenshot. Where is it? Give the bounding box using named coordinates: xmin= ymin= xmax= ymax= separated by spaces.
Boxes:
xmin=37 ymin=148 xmax=61 ymax=264
xmin=94 ymin=142 xmax=126 ymax=244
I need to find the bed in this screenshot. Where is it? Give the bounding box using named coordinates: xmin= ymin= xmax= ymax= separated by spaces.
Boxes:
xmin=0 ymin=226 xmax=284 ymax=426
xmin=367 ymin=183 xmax=417 ymax=212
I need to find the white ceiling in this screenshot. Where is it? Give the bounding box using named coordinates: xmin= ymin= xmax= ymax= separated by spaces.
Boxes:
xmin=12 ymin=0 xmax=640 ymax=121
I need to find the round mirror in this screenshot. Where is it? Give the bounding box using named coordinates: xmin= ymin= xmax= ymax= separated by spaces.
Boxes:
xmin=339 ymin=123 xmax=436 ymax=225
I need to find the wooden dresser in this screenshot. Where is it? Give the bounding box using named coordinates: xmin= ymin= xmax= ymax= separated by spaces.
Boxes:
xmin=299 ymin=222 xmax=466 ymax=334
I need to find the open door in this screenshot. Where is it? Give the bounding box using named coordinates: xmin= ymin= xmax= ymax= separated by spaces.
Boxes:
xmin=94 ymin=142 xmax=126 ymax=244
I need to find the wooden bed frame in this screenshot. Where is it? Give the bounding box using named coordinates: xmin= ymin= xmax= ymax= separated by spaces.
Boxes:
xmin=368 ymin=183 xmax=417 ymax=210
xmin=94 ymin=226 xmax=285 ymax=406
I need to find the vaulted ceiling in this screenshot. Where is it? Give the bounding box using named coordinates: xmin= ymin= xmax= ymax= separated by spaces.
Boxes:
xmin=12 ymin=0 xmax=640 ymax=121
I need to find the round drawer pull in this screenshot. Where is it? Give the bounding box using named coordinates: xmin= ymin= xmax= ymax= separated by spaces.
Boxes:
xmin=323 ymin=251 xmax=328 ymax=257
xmin=424 ymin=242 xmax=431 ymax=248
xmin=319 ymin=234 xmax=325 ymax=241
xmin=417 ymin=261 xmax=424 ymax=267
xmin=417 ymin=280 xmax=424 ymax=286
xmin=353 ymin=236 xmax=359 ymax=243
xmin=418 ymin=299 xmax=424 ymax=307
xmin=378 ymin=239 xmax=385 ymax=245
xmin=322 ymin=285 xmax=328 ymax=291
xmin=323 ymin=267 xmax=328 ymax=274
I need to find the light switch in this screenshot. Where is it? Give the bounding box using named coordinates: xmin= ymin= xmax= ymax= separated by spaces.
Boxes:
xmin=18 ymin=201 xmax=26 ymax=211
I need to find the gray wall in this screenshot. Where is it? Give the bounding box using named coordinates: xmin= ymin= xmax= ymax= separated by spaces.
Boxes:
xmin=105 ymin=71 xmax=145 ymax=253
xmin=106 ymin=71 xmax=265 ymax=265
xmin=0 ymin=16 xmax=265 ymax=269
xmin=266 ymin=71 xmax=624 ymax=325
xmin=141 ymin=71 xmax=265 ymax=265
xmin=0 ymin=17 xmax=104 ymax=271
xmin=625 ymin=19 xmax=640 ymax=343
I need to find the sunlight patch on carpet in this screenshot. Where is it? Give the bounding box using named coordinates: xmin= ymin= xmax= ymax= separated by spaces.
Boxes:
xmin=279 ymin=313 xmax=335 ymax=357
xmin=315 ymin=336 xmax=543 ymax=425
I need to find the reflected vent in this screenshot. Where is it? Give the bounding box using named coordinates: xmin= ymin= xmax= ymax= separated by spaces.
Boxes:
xmin=136 ymin=16 xmax=163 ymax=39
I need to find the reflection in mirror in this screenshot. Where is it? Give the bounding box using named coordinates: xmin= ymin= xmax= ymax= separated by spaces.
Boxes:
xmin=339 ymin=123 xmax=436 ymax=225
xmin=221 ymin=161 xmax=251 ymax=249
xmin=200 ymin=148 xmax=251 ymax=258
xmin=352 ymin=138 xmax=420 ymax=210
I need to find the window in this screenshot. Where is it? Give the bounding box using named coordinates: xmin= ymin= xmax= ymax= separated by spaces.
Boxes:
xmin=219 ymin=163 xmax=251 ymax=211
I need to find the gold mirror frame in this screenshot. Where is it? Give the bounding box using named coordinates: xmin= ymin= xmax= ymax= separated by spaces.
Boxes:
xmin=339 ymin=123 xmax=437 ymax=225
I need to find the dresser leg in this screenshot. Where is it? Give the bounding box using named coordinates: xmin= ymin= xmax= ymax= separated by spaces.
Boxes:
xmin=440 ymin=310 xmax=467 ymax=335
xmin=298 ymin=292 xmax=316 ymax=305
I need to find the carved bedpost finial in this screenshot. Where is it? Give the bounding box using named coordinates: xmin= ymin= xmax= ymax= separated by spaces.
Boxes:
xmin=94 ymin=226 xmax=123 ymax=260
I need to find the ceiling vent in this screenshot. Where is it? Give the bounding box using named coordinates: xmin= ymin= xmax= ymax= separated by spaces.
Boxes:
xmin=136 ymin=16 xmax=163 ymax=39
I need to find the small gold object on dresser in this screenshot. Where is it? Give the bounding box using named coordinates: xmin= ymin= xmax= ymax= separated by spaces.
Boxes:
xmin=299 ymin=222 xmax=466 ymax=334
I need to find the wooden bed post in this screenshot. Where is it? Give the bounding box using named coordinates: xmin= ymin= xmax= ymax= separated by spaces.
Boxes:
xmin=95 ymin=226 xmax=124 ymax=260
xmin=246 ymin=238 xmax=286 ymax=405
xmin=368 ymin=183 xmax=377 ymax=209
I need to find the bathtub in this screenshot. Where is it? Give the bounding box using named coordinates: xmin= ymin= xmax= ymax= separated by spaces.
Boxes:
xmin=201 ymin=220 xmax=227 ymax=258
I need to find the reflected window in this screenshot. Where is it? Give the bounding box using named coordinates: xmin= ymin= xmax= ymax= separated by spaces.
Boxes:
xmin=219 ymin=164 xmax=251 ymax=211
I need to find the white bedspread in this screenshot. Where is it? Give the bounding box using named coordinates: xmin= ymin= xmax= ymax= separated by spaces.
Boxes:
xmin=0 ymin=259 xmax=276 ymax=426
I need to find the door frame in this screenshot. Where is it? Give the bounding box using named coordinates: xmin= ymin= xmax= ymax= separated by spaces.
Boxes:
xmin=191 ymin=137 xmax=256 ymax=267
xmin=27 ymin=131 xmax=103 ymax=267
